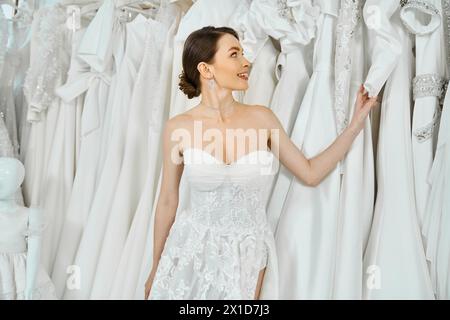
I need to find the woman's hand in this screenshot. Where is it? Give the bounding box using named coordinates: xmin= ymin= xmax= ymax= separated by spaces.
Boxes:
xmin=348 ymin=85 xmax=378 ymax=133
xmin=144 ymin=269 xmax=157 ymax=300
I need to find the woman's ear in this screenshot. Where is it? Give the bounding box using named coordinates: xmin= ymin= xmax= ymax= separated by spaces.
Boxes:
xmin=197 ymin=62 xmax=214 ymax=80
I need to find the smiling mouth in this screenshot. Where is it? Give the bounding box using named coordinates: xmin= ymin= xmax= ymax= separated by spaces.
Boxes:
xmin=237 ymin=72 xmax=248 ymax=81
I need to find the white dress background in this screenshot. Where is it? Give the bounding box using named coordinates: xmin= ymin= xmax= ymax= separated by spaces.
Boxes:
xmin=51 ymin=0 xmax=126 ymax=298
xmin=422 ymin=0 xmax=450 ymax=299
xmin=423 ymin=84 xmax=450 ymax=300
xmin=266 ymin=0 xmax=369 ymax=299
xmin=89 ymin=3 xmax=182 ymax=299
xmin=403 ymin=0 xmax=448 ymax=228
xmin=362 ymin=0 xmax=434 ymax=299
xmin=110 ymin=0 xmax=187 ymax=300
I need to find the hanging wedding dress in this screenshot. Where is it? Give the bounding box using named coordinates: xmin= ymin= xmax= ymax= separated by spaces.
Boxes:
xmin=12 ymin=2 xmax=33 ymax=162
xmin=50 ymin=0 xmax=126 ymax=298
xmin=89 ymin=2 xmax=183 ymax=300
xmin=325 ymin=0 xmax=376 ymax=299
xmin=38 ymin=10 xmax=95 ymax=280
xmin=423 ymin=84 xmax=450 ymax=300
xmin=265 ymin=0 xmax=344 ymax=299
xmin=402 ymin=0 xmax=448 ymax=228
xmin=422 ymin=0 xmax=450 ymax=300
xmin=0 ymin=2 xmax=33 ymax=158
xmin=22 ymin=4 xmax=72 ymax=234
xmin=363 ymin=0 xmax=434 ymax=299
xmin=108 ymin=1 xmax=187 ymax=300
xmin=149 ymin=148 xmax=278 ymax=300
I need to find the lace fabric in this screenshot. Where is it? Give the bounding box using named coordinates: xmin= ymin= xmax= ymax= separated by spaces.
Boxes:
xmin=334 ymin=0 xmax=362 ymax=134
xmin=413 ymin=73 xmax=448 ymax=102
xmin=23 ymin=5 xmax=70 ymax=121
xmin=413 ymin=105 xmax=442 ymax=142
xmin=412 ymin=74 xmax=447 ymax=142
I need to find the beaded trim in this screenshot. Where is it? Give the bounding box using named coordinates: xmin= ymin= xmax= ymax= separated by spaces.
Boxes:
xmin=277 ymin=0 xmax=296 ymax=23
xmin=413 ymin=74 xmax=448 ymax=104
xmin=413 ymin=105 xmax=442 ymax=142
xmin=400 ymin=0 xmax=440 ymax=34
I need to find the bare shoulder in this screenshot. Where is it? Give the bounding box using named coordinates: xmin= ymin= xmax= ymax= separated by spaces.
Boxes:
xmin=241 ymin=104 xmax=278 ymax=127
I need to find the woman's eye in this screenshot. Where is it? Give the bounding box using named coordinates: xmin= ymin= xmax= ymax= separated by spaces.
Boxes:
xmin=231 ymin=52 xmax=237 ymax=57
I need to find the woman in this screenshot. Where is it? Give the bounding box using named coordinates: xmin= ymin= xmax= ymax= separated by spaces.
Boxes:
xmin=145 ymin=26 xmax=377 ymax=300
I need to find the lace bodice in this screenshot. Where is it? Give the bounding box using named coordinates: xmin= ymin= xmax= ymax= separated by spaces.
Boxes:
xmin=183 ymin=148 xmax=276 ymax=234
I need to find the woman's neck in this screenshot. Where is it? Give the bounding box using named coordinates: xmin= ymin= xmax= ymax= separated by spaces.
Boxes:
xmin=199 ymin=88 xmax=236 ymax=122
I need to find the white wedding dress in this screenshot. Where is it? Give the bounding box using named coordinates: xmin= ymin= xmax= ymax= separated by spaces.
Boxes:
xmin=64 ymin=13 xmax=154 ymax=300
xmin=149 ymin=148 xmax=278 ymax=300
xmin=363 ymin=0 xmax=434 ymax=299
xmin=422 ymin=0 xmax=450 ymax=299
xmin=51 ymin=0 xmax=126 ymax=298
xmin=266 ymin=0 xmax=346 ymax=299
xmin=108 ymin=0 xmax=187 ymax=300
xmin=403 ymin=0 xmax=449 ymax=228
xmin=90 ymin=2 xmax=182 ymax=299
xmin=423 ymin=84 xmax=450 ymax=300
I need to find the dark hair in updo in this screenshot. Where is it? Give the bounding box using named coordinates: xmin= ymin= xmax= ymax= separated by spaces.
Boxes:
xmin=179 ymin=26 xmax=239 ymax=99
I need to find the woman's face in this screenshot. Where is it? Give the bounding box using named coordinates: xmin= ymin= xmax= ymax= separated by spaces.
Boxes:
xmin=205 ymin=33 xmax=251 ymax=92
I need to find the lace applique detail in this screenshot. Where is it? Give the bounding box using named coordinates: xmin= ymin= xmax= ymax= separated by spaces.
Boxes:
xmin=413 ymin=105 xmax=442 ymax=142
xmin=413 ymin=74 xmax=448 ymax=103
xmin=149 ymin=170 xmax=273 ymax=300
xmin=276 ymin=0 xmax=320 ymax=41
xmin=334 ymin=0 xmax=362 ymax=134
xmin=23 ymin=5 xmax=69 ymax=120
xmin=400 ymin=0 xmax=441 ymax=34
xmin=140 ymin=16 xmax=170 ymax=131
